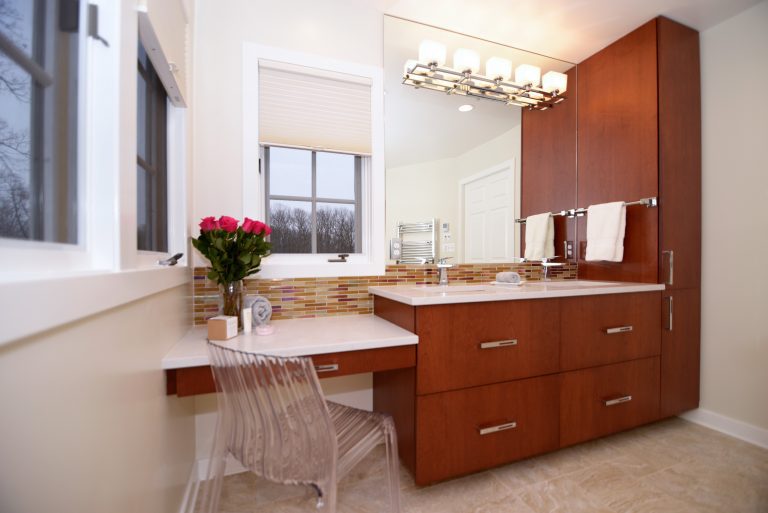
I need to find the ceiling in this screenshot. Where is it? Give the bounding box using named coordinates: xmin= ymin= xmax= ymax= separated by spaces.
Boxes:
xmin=383 ymin=0 xmax=761 ymax=63
xmin=380 ymin=0 xmax=759 ymax=167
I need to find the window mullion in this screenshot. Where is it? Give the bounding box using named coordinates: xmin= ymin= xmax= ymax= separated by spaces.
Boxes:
xmin=311 ymin=150 xmax=317 ymax=253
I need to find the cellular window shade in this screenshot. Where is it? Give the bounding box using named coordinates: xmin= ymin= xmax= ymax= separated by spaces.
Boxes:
xmin=258 ymin=61 xmax=372 ymax=155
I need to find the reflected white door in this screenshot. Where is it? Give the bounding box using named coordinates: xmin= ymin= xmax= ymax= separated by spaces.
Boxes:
xmin=462 ymin=162 xmax=514 ymax=263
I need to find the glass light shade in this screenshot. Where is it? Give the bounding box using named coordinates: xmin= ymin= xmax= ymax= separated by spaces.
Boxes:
xmin=419 ymin=40 xmax=446 ymax=66
xmin=515 ymin=64 xmax=541 ymax=86
xmin=453 ymin=48 xmax=480 ymax=73
xmin=486 ymin=57 xmax=512 ymax=81
xmin=542 ymin=71 xmax=568 ymax=93
xmin=403 ymin=59 xmax=418 ymax=75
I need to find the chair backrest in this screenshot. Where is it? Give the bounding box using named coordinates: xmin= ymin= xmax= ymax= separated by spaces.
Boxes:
xmin=207 ymin=341 xmax=338 ymax=488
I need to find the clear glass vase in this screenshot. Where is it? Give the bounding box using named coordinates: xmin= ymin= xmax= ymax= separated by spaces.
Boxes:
xmin=219 ymin=280 xmax=244 ymax=330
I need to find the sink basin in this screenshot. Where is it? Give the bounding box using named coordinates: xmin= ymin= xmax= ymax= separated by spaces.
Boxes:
xmin=410 ymin=285 xmax=490 ymax=294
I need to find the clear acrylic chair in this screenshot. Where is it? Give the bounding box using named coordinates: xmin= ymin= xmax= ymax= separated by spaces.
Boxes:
xmin=199 ymin=340 xmax=401 ymax=513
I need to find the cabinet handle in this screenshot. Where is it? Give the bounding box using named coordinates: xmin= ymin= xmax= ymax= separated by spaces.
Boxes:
xmin=604 ymin=326 xmax=633 ymax=334
xmin=314 ymin=364 xmax=339 ymax=373
xmin=665 ymin=296 xmax=674 ymax=331
xmin=479 ymin=339 xmax=518 ymax=349
xmin=478 ymin=421 xmax=517 ymax=436
xmin=662 ymin=250 xmax=674 ymax=286
xmin=604 ymin=395 xmax=633 ymax=407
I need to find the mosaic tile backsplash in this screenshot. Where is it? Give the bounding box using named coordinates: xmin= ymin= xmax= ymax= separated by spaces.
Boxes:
xmin=193 ymin=262 xmax=577 ymax=325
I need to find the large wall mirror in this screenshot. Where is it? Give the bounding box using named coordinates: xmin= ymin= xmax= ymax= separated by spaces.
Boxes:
xmin=384 ymin=16 xmax=576 ymax=264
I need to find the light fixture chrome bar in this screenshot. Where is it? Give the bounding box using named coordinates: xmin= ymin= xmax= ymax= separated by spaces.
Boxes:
xmin=403 ymin=62 xmax=563 ymax=111
xmin=515 ymin=197 xmax=658 ymax=224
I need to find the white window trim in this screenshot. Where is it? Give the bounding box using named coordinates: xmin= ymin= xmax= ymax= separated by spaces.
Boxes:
xmin=0 ymin=1 xmax=189 ymax=345
xmin=242 ymin=43 xmax=385 ymax=279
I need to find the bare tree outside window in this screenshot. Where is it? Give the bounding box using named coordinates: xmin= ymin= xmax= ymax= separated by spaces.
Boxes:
xmin=0 ymin=0 xmax=80 ymax=243
xmin=265 ymin=146 xmax=361 ymax=255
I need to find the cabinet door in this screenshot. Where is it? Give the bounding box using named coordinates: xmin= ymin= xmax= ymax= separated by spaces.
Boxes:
xmin=658 ymin=17 xmax=702 ymax=291
xmin=560 ymin=292 xmax=661 ymax=371
xmin=521 ymin=66 xmax=577 ymax=258
xmin=415 ymin=299 xmax=560 ymax=394
xmin=560 ymin=357 xmax=660 ymax=447
xmin=416 ymin=374 xmax=559 ymax=485
xmin=660 ymin=288 xmax=701 ymax=417
xmin=576 ymin=19 xmax=659 ymax=283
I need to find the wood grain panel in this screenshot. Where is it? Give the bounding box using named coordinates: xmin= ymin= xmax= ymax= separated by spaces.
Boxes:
xmin=521 ymin=66 xmax=578 ymax=257
xmin=658 ymin=17 xmax=702 ymax=290
xmin=576 ymin=19 xmax=659 ymax=283
xmin=560 ymin=292 xmax=661 ymax=371
xmin=415 ymin=299 xmax=560 ymax=395
xmin=374 ymin=368 xmax=416 ymax=474
xmin=660 ymin=288 xmax=700 ymax=417
xmin=560 ymin=356 xmax=660 ymax=447
xmin=374 ymin=296 xmax=416 ymax=333
xmin=166 ymin=345 xmax=417 ymax=397
xmin=415 ymin=375 xmax=559 ymax=485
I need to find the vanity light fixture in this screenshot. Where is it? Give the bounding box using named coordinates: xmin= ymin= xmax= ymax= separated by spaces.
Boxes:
xmin=403 ymin=40 xmax=568 ymax=111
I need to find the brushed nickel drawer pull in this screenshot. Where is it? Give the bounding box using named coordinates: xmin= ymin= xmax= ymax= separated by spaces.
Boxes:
xmin=314 ymin=364 xmax=339 ymax=373
xmin=604 ymin=395 xmax=633 ymax=407
xmin=478 ymin=421 xmax=517 ymax=436
xmin=605 ymin=326 xmax=633 ymax=334
xmin=479 ymin=339 xmax=518 ymax=349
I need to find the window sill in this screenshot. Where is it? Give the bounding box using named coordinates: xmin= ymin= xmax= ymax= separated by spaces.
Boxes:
xmin=256 ymin=254 xmax=385 ymax=279
xmin=0 ymin=266 xmax=190 ymax=346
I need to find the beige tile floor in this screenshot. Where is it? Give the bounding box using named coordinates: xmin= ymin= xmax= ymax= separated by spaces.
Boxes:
xmin=210 ymin=418 xmax=768 ymax=513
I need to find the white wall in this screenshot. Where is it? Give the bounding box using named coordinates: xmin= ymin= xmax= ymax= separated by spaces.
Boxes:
xmin=0 ymin=285 xmax=195 ymax=513
xmin=698 ymin=0 xmax=768 ymax=432
xmin=192 ymin=0 xmax=383 ymax=226
xmin=386 ymin=127 xmax=520 ymax=262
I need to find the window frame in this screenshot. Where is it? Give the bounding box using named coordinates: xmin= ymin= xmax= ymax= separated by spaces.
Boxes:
xmin=263 ymin=145 xmax=362 ymax=255
xmin=241 ymin=43 xmax=385 ymax=279
xmin=136 ymin=40 xmax=169 ymax=254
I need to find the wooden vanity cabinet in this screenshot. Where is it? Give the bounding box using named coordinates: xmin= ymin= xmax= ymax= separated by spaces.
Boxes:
xmin=373 ymin=291 xmax=664 ymax=486
xmin=560 ymin=357 xmax=660 ymax=447
xmin=560 ymin=293 xmax=661 ymax=370
xmin=416 ymin=299 xmax=560 ymax=394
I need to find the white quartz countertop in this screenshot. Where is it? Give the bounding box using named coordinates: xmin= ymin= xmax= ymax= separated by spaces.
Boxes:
xmin=368 ymin=280 xmax=665 ymax=306
xmin=162 ymin=314 xmax=418 ymax=370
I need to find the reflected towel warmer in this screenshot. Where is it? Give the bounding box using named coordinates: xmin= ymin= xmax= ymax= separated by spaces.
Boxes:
xmin=396 ymin=219 xmax=437 ymax=264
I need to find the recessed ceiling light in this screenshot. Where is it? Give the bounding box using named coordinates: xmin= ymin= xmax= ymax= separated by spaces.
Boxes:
xmin=458 ymin=104 xmax=474 ymax=112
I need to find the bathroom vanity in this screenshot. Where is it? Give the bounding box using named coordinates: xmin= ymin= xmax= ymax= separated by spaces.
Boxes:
xmin=370 ymin=281 xmax=668 ymax=485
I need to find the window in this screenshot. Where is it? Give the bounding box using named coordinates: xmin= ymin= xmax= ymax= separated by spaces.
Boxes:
xmin=136 ymin=39 xmax=167 ymax=252
xmin=265 ymin=146 xmax=362 ymax=254
xmin=0 ymin=0 xmax=80 ymax=243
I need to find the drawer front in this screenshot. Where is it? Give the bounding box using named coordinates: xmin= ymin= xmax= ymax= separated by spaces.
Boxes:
xmin=560 ymin=357 xmax=660 ymax=447
xmin=416 ymin=375 xmax=559 ymax=485
xmin=560 ymin=292 xmax=661 ymax=371
xmin=416 ymin=299 xmax=560 ymax=394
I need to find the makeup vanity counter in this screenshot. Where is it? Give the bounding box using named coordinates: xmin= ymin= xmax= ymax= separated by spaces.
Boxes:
xmin=369 ymin=279 xmax=669 ymax=485
xmin=163 ymin=315 xmax=418 ymax=397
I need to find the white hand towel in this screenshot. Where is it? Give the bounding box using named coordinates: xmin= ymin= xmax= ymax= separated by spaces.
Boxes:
xmin=524 ymin=213 xmax=555 ymax=260
xmin=585 ymin=202 xmax=626 ymax=262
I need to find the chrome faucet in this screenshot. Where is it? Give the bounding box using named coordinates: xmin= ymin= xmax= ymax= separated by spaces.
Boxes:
xmin=437 ymin=257 xmax=453 ymax=285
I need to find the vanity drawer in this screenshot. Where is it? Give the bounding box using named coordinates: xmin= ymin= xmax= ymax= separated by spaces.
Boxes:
xmin=560 ymin=356 xmax=660 ymax=447
xmin=415 ymin=299 xmax=560 ymax=394
xmin=415 ymin=374 xmax=559 ymax=485
xmin=560 ymin=292 xmax=661 ymax=371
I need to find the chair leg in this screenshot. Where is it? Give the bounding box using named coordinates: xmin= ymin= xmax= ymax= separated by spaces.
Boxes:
xmin=315 ymin=479 xmax=337 ymax=513
xmin=199 ymin=419 xmax=229 ymax=513
xmin=383 ymin=419 xmax=402 ymax=513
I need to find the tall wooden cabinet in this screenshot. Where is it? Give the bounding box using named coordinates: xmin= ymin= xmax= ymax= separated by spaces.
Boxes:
xmin=521 ymin=16 xmax=701 ymax=418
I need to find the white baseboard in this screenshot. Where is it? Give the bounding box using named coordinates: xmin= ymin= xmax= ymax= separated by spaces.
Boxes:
xmin=681 ymin=408 xmax=768 ymax=449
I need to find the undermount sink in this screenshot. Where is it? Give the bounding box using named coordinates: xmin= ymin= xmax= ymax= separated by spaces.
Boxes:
xmin=410 ymin=285 xmax=490 ymax=294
